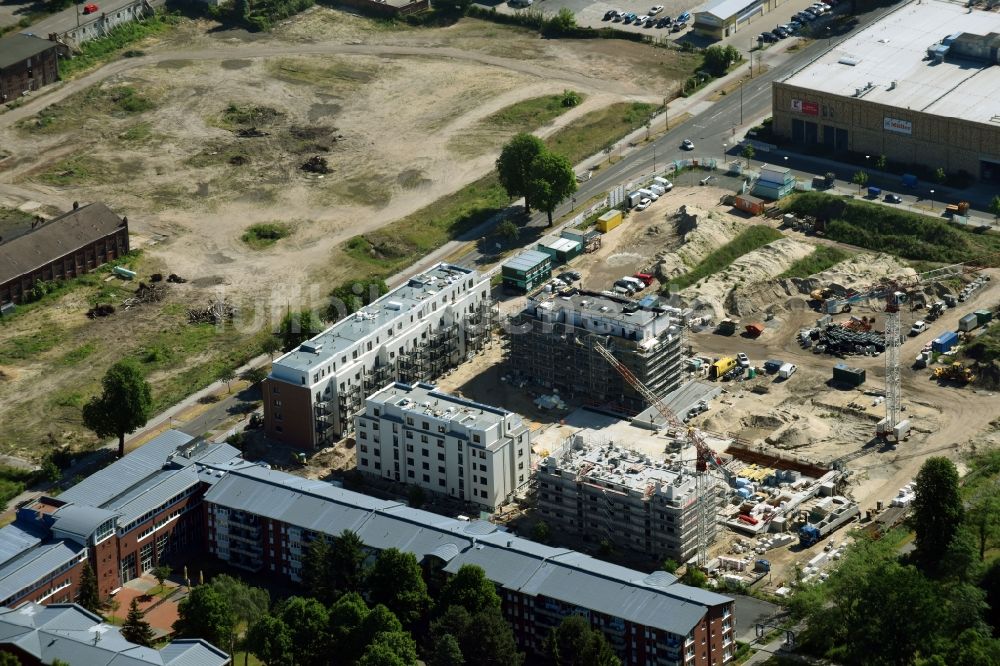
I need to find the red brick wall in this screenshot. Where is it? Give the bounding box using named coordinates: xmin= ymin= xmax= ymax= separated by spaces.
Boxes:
xmin=262 ymin=379 xmax=315 ymax=450
xmin=10 ymin=558 xmax=84 ymax=608
xmin=0 ymin=44 xmax=58 ymax=101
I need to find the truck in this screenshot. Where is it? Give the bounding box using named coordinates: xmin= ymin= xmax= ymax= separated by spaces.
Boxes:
xmin=945 ymin=201 xmax=970 ymax=216
xmin=778 ymin=363 xmax=797 ymax=379
xmin=633 ymin=272 xmax=655 ymax=286
xmin=653 ymin=176 xmax=673 ymax=191
xmin=626 ymin=191 xmax=642 ymax=209
xmin=716 ymin=319 xmax=738 ymax=335
xmin=867 ymin=186 xmax=881 ymax=198
xmin=763 ymin=359 xmax=784 ymax=374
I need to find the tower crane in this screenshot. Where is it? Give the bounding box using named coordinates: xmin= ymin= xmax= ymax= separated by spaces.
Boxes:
xmin=819 ymin=261 xmax=976 ymax=442
xmin=593 ymin=341 xmax=732 ymax=566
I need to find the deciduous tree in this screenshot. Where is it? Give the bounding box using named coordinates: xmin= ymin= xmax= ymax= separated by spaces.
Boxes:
xmin=912 ymin=457 xmax=963 ymax=575
xmin=496 ymin=134 xmax=546 ymax=214
xmin=852 ymin=170 xmax=869 ymax=193
xmin=278 ymin=310 xmax=324 ymax=351
xmin=245 ymin=615 xmax=293 ymax=665
xmin=82 ymin=359 xmax=152 ymax=458
xmin=331 ymin=530 xmax=367 ymax=596
xmin=121 ymin=599 xmax=155 ymax=647
xmin=527 ymin=151 xmax=577 ymax=227
xmin=545 ymin=615 xmax=621 ymax=666
xmin=277 ymin=596 xmax=330 ymax=666
xmin=366 ymin=549 xmax=430 ymax=626
xmin=429 ymin=633 xmax=464 ymax=666
xmin=990 ymin=194 xmax=1000 ymax=222
xmin=174 ymin=585 xmax=236 ymax=651
xmin=497 ymin=220 xmax=520 ymax=242
xmin=438 ymin=565 xmax=500 ymax=615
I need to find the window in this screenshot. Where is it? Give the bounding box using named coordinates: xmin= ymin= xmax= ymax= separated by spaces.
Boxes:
xmin=407 ymin=458 xmax=414 ymax=466
xmin=439 ymin=479 xmax=446 ymax=487
xmin=374 ymin=408 xmax=380 ymax=417
xmin=422 ymin=421 xmax=430 ymax=430
xmin=408 ymin=470 xmax=415 ymax=478
xmin=361 ymin=458 xmax=369 ymax=466
xmin=421 ymin=434 xmax=429 ymax=444
xmin=406 ymin=431 xmax=413 ymax=440
xmin=437 ymin=453 xmax=445 ymax=461
xmin=472 ymin=434 xmax=481 ymax=443
xmin=406 ymin=417 xmax=414 ymax=426
xmin=423 ymin=474 xmax=430 ymax=482
xmin=422 ymin=462 xmax=430 ymax=470
xmin=360 ymin=445 xmax=368 ymax=453
xmin=422 ymin=449 xmax=429 ymax=457
xmin=437 ymin=425 xmax=446 ymax=433
xmin=359 ymin=432 xmax=367 ymax=440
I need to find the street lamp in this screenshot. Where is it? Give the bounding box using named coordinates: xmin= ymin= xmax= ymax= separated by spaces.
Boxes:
xmin=653 ymin=143 xmax=657 ymax=173
xmin=929 ymin=189 xmax=935 ymax=212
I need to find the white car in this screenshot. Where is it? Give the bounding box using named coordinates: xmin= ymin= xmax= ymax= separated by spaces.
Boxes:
xmin=650 ymin=5 xmax=664 ymax=14
xmin=636 ymin=14 xmax=650 ymax=23
xmin=635 ymin=198 xmax=651 ymax=211
xmin=681 ymin=139 xmax=694 ymax=150
xmin=737 ymin=352 xmax=750 ymax=368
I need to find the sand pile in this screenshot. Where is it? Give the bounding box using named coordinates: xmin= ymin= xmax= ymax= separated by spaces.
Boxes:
xmin=653 ymin=207 xmax=742 ymax=282
xmin=797 ymin=252 xmax=914 ymax=295
xmin=682 ymin=237 xmax=814 ymax=320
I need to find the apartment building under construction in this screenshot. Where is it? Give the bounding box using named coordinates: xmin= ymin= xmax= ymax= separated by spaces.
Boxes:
xmin=537 ymin=437 xmax=719 ymax=562
xmin=504 ymin=289 xmax=683 ymax=414
xmin=263 ymin=264 xmax=496 ymax=450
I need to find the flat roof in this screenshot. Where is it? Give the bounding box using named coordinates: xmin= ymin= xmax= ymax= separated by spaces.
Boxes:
xmin=275 ymin=263 xmax=478 ymax=373
xmin=503 ymin=250 xmax=550 ymax=272
xmin=528 ymin=288 xmax=663 ymax=328
xmin=365 ymin=382 xmax=521 ymax=441
xmin=694 ymin=0 xmax=764 ymax=21
xmin=782 ymin=0 xmax=1000 ymax=124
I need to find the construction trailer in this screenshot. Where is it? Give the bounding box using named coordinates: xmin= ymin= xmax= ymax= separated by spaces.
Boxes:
xmin=596 ymin=209 xmax=623 ymax=232
xmin=504 ymin=289 xmax=683 ymax=414
xmin=501 ymin=250 xmax=552 ymax=293
xmin=536 ymin=236 xmax=582 ymax=264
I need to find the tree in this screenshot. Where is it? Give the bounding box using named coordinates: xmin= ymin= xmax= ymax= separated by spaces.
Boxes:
xmin=357 ymin=641 xmax=409 ymax=666
xmin=531 ymin=520 xmax=550 ymax=543
xmin=431 ymin=605 xmax=521 ymax=666
xmin=852 ymin=170 xmax=869 ymax=193
xmin=121 ymin=599 xmax=155 ymax=647
xmin=497 ymin=220 xmax=519 ymax=242
xmin=152 ymin=564 xmax=171 ymax=591
xmin=430 ymin=633 xmax=465 ymax=666
xmin=545 ymin=615 xmax=621 ymax=666
xmin=278 ymin=310 xmax=324 ymax=352
xmin=703 ymin=45 xmax=740 ymax=76
xmin=246 ymin=615 xmax=293 ymax=665
xmin=329 ymin=592 xmax=372 ymax=661
xmin=301 ymin=535 xmax=334 ymax=604
xmin=174 ymin=585 xmax=236 ymax=650
xmin=966 ymin=485 xmax=1000 ymax=561
xmin=366 ymin=549 xmax=430 ymax=626
xmin=77 ymin=563 xmax=100 ymax=613
xmin=741 ymin=144 xmax=755 ymax=166
xmin=0 ymin=654 xmax=23 ymax=666
xmin=912 ymin=457 xmax=964 ymax=575
xmin=438 ymin=565 xmax=500 ymax=615
xmin=496 ymin=133 xmax=546 ymax=215
xmin=527 ymin=151 xmax=577 ymax=227
xmin=82 ymin=359 xmax=152 ymax=458
xmin=278 ymin=596 xmax=330 ymax=666
xmin=934 ymin=167 xmax=947 ymax=184
xmin=329 ymin=278 xmax=390 ymax=321
xmin=681 ymin=568 xmax=707 ymax=588
xmin=330 ymin=529 xmax=368 ymax=596
xmin=359 ymin=630 xmax=417 ymax=666
xmin=218 ymin=367 xmax=236 ymax=393
xmin=990 ymin=195 xmax=1000 ymax=222
xmin=662 ymin=558 xmax=680 ymax=574
xmin=544 ymin=8 xmax=577 ymax=36
xmin=205 ymin=575 xmax=270 ymax=637
xmin=241 ymin=366 xmax=267 ymax=385
xmin=408 ymin=484 xmax=426 ymax=509
xmin=875 ymin=154 xmax=887 ymax=170
xmin=261 ymin=335 xmax=282 ymax=360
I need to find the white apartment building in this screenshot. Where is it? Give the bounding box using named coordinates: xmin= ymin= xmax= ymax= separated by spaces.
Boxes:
xmin=354 ymin=382 xmax=532 ymax=512
xmin=263 ymin=264 xmax=495 ymax=450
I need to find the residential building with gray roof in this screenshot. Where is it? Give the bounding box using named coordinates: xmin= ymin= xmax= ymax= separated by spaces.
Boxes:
xmin=263 ymin=263 xmax=496 ymax=450
xmin=203 ymin=465 xmax=736 ymax=665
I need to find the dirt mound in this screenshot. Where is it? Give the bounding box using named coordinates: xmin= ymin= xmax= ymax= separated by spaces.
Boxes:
xmin=797 ymin=252 xmax=913 ymax=295
xmin=682 ymin=237 xmax=814 ymax=320
xmin=653 ymin=206 xmax=742 ymax=282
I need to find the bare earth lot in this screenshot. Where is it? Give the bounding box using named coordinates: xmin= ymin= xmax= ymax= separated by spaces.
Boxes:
xmin=0 ymin=9 xmax=699 ymax=457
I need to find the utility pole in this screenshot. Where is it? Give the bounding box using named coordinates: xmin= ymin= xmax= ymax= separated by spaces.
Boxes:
xmin=664 ymin=96 xmax=669 ymax=130
xmin=740 ymin=78 xmax=744 ymax=125
xmin=653 ymin=143 xmax=657 ymax=173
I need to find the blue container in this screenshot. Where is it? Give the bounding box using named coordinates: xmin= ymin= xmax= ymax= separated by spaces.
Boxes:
xmin=737 ymin=488 xmax=752 ymax=499
xmin=931 ymin=331 xmax=958 ymax=353
xmin=735 ymin=477 xmax=750 ymax=488
xmin=901 ymin=174 xmax=918 ymax=188
xmin=638 ymin=295 xmax=657 ymax=308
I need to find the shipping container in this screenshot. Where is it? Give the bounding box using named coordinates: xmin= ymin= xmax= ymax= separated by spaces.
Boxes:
xmin=710 ymin=356 xmax=737 ymax=379
xmin=975 ymin=309 xmax=993 ymax=326
xmin=958 ymin=313 xmax=979 ymax=332
xmin=763 ymin=359 xmax=783 ymax=374
xmin=734 ymin=194 xmax=766 ymax=215
xmin=597 ymin=209 xmax=623 ymax=232
xmin=833 ymin=363 xmax=866 ymax=387
xmin=931 ymin=331 xmax=958 ymax=353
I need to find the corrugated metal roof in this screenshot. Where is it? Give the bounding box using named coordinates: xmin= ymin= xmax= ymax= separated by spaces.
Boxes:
xmin=206 ymin=468 xmax=732 ymax=636
xmin=108 ymin=468 xmax=198 ymax=527
xmin=502 ymin=250 xmax=551 ymax=272
xmin=0 ymin=524 xmax=42 ymax=568
xmin=59 ymin=430 xmax=195 ymax=508
xmin=158 ymin=639 xmax=231 ymax=666
xmin=0 ymin=541 xmax=84 ymax=604
xmin=50 ymin=505 xmax=118 ymax=541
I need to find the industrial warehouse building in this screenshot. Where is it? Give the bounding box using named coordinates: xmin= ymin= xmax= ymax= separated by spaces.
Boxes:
xmin=263 ymin=263 xmax=495 ymax=449
xmin=0 ymin=34 xmax=59 ymax=103
xmin=693 ymin=0 xmax=788 ymax=40
xmin=205 ymin=464 xmax=737 ymax=665
xmin=771 ymin=0 xmax=1000 ymax=183
xmin=354 ymin=382 xmax=532 ymax=511
xmin=0 ymin=202 xmax=130 ymax=306
xmin=504 ymin=289 xmax=684 ymax=414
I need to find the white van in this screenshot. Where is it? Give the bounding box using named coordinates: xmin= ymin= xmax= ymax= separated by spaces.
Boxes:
xmin=649 ymin=184 xmax=666 ymax=196
xmin=778 ymin=363 xmax=797 ymax=379
xmin=622 ymin=276 xmax=646 ymax=291
xmin=653 ymin=177 xmax=673 ymax=191
xmin=638 ymin=188 xmax=659 ymax=201
xmin=909 ymin=320 xmax=928 ymax=336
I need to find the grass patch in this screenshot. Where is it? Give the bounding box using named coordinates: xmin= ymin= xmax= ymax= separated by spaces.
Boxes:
xmin=665 ymin=226 xmax=785 ymax=291
xmin=59 ymin=343 xmax=98 ymax=366
xmin=241 ymin=222 xmax=292 ymax=249
xmin=0 ymin=466 xmax=36 ymax=508
xmin=0 ymin=206 xmax=35 ymax=240
xmin=783 ymin=192 xmax=1000 ymax=264
xmin=483 ymin=93 xmax=583 ymax=132
xmin=544 ymin=101 xmax=656 ymax=165
xmin=0 ymin=325 xmax=66 ymax=364
xmin=329 ymin=172 xmax=390 ymax=208
xmin=217 ymin=103 xmax=284 ymax=131
xmin=778 ymin=246 xmax=851 ymax=278
xmin=59 ymin=12 xmax=180 ymax=79
xmin=267 ymin=57 xmax=382 ymax=93
xmin=37 ymin=154 xmax=111 ymax=186
xmin=20 ymin=84 xmax=156 ymax=135
xmin=118 ymin=121 xmax=153 ymax=143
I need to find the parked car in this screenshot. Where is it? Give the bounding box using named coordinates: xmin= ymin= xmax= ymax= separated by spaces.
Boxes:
xmin=774 ymin=26 xmax=790 ymax=37
xmin=650 ymin=5 xmax=664 ymax=14
xmin=671 ymin=21 xmax=686 ymax=32
xmin=82 ymin=2 xmax=99 ymax=13
xmin=612 ymin=12 xmax=624 ymax=21
xmin=622 ymin=12 xmax=637 ymax=23
xmin=772 ymin=29 xmax=788 ymax=39
xmin=884 ymin=193 xmax=902 ymax=203
xmin=681 ymin=139 xmax=694 ymax=150
xmin=677 ymin=11 xmax=691 ymax=22
xmin=558 ymin=271 xmax=578 ymax=283
xmin=603 ymin=9 xmax=617 ymax=20
xmin=636 ymin=15 xmax=650 ymax=23
xmin=634 ymin=198 xmax=651 ymax=211
xmin=909 ymin=320 xmax=928 ymax=336
xmin=760 ymin=32 xmax=777 ymax=43
xmin=801 ymin=9 xmax=818 ymax=19
xmin=656 ymin=17 xmax=671 ymax=28
xmin=737 ymin=352 xmax=751 ymax=368
xmin=645 ymin=17 xmax=657 ymax=27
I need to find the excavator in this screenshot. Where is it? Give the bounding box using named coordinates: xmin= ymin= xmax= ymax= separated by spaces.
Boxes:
xmin=933 ymin=362 xmax=975 ymax=384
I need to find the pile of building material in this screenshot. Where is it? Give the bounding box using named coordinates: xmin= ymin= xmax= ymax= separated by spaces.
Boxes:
xmin=187 ymin=299 xmax=238 ymax=325
xmin=534 ymin=393 xmax=567 ymax=410
xmin=86 ymin=303 xmax=115 ymax=319
xmin=800 ymin=324 xmax=886 ymax=356
xmin=166 ymin=273 xmax=187 ymax=284
xmin=120 ymin=282 xmax=166 ymax=310
xmin=301 ymin=156 xmax=332 ymax=174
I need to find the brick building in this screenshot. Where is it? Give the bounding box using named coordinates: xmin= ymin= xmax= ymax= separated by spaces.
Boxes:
xmin=205 ymin=465 xmax=737 ymax=665
xmin=0 ymin=431 xmax=247 ymax=608
xmin=771 ymin=0 xmax=1000 ymax=183
xmin=0 ymin=202 xmax=130 ymax=305
xmin=0 ymin=34 xmax=59 ymax=103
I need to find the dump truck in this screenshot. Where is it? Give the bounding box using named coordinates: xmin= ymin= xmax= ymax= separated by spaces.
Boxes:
xmin=745 ymin=323 xmax=765 ymax=338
